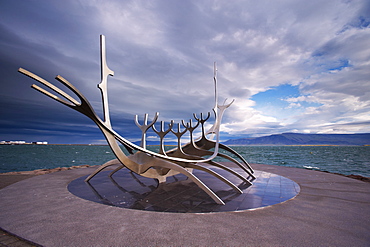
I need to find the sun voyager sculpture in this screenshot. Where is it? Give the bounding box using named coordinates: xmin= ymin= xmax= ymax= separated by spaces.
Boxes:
xmin=19 ymin=35 xmax=255 ymax=205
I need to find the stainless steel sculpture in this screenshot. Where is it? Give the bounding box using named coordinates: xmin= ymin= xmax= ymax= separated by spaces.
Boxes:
xmin=19 ymin=35 xmax=254 ymax=205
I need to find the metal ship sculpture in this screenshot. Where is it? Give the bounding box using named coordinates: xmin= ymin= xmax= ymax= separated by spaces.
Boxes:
xmin=19 ymin=35 xmax=254 ymax=205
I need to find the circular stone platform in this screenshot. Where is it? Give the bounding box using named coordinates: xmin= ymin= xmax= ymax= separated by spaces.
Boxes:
xmin=68 ymin=167 xmax=300 ymax=213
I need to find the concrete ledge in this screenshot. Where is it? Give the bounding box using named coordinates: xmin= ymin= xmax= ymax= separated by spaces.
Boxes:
xmin=1 ymin=164 xmax=369 ymax=246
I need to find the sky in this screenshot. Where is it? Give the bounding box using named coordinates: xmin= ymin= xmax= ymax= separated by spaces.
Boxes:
xmin=0 ymin=0 xmax=369 ymax=144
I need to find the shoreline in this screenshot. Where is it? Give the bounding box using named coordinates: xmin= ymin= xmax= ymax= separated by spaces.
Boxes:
xmin=0 ymin=164 xmax=369 ymax=183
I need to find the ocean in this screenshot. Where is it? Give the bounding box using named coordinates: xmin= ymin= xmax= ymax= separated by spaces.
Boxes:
xmin=0 ymin=145 xmax=369 ymax=177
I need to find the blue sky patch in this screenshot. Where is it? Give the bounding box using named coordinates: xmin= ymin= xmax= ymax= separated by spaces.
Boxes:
xmin=251 ymin=84 xmax=321 ymax=119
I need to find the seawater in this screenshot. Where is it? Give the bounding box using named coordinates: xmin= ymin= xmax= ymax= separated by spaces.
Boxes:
xmin=0 ymin=145 xmax=369 ymax=177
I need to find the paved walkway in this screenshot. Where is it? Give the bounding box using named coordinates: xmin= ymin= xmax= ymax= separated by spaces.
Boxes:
xmin=0 ymin=175 xmax=40 ymax=247
xmin=1 ymin=164 xmax=369 ymax=246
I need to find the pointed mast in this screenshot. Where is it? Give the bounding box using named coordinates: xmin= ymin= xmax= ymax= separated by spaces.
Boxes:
xmin=213 ymin=62 xmax=218 ymax=114
xmin=206 ymin=62 xmax=219 ymax=137
xmin=98 ymin=35 xmax=114 ymax=128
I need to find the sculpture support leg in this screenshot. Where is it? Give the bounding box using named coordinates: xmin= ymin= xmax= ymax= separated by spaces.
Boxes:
xmin=207 ymin=160 xmax=253 ymax=185
xmin=85 ymin=159 xmax=123 ymax=182
xmin=185 ymin=163 xmax=243 ymax=194
xmin=132 ymin=153 xmax=226 ymax=205
xmin=109 ymin=162 xmax=125 ymax=177
xmin=216 ymin=152 xmax=256 ymax=179
xmin=219 ymin=143 xmax=254 ymax=173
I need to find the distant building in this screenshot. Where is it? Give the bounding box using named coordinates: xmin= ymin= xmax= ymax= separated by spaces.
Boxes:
xmin=32 ymin=141 xmax=48 ymax=145
xmin=0 ymin=140 xmax=26 ymax=145
xmin=0 ymin=140 xmax=48 ymax=145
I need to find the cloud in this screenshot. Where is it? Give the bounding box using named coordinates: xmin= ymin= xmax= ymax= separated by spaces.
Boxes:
xmin=0 ymin=0 xmax=369 ymax=143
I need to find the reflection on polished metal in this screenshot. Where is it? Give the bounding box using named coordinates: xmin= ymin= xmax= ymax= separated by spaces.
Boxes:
xmin=19 ymin=35 xmax=254 ymax=205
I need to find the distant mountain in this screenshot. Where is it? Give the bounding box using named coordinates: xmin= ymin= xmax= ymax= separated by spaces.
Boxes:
xmin=223 ymin=133 xmax=370 ymax=146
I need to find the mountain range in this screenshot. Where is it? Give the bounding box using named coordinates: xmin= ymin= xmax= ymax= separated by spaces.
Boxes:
xmin=134 ymin=133 xmax=370 ymax=146
xmin=223 ymin=133 xmax=370 ymax=146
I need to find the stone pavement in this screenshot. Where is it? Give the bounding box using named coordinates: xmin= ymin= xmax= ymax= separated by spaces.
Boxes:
xmin=0 ymin=164 xmax=369 ymax=246
xmin=0 ymin=175 xmax=40 ymax=247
